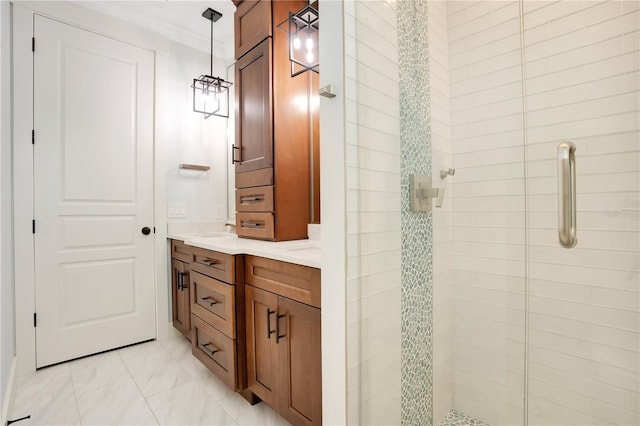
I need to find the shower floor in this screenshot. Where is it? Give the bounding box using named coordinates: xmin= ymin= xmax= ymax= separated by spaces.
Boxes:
xmin=439 ymin=409 xmax=490 ymax=426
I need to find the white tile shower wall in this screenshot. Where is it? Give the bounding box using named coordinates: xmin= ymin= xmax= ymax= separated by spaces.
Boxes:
xmin=428 ymin=1 xmax=455 ymax=425
xmin=522 ymin=1 xmax=640 ymax=425
xmin=446 ymin=1 xmax=527 ymax=425
xmin=345 ymin=1 xmax=402 ymax=424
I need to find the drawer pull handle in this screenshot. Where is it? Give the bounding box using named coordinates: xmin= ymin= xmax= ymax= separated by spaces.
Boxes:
xmin=196 ymin=257 xmax=219 ymax=267
xmin=241 ymin=221 xmax=263 ymax=228
xmin=275 ymin=313 xmax=286 ymax=344
xmin=200 ymin=342 xmax=219 ymax=357
xmin=200 ymin=296 xmax=218 ymax=306
xmin=177 ymin=272 xmax=187 ymax=291
xmin=231 ymin=144 xmax=241 ymax=164
xmin=240 ymin=196 xmax=262 ymax=202
xmin=267 ymin=309 xmax=276 ymax=339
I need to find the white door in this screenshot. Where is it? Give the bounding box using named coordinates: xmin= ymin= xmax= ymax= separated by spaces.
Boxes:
xmin=33 ymin=15 xmax=156 ymax=368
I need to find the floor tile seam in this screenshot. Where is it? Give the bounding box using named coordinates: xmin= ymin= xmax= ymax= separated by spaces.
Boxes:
xmin=129 ymin=377 xmax=161 ymax=425
xmin=67 ymin=365 xmax=83 ymax=425
xmin=117 ymin=346 xmax=162 ymax=426
xmin=7 ymin=367 xmax=67 ymax=418
xmin=159 ymin=337 xmax=193 ymax=362
xmin=145 ymin=380 xmax=215 ymax=425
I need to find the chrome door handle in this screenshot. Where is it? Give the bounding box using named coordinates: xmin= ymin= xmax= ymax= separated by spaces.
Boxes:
xmin=558 ymin=142 xmax=577 ymax=248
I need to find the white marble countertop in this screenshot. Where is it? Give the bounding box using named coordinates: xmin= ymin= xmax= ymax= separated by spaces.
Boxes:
xmin=167 ymin=232 xmax=321 ymax=269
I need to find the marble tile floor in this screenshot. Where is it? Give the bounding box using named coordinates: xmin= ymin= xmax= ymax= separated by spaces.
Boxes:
xmin=8 ymin=337 xmax=292 ymax=426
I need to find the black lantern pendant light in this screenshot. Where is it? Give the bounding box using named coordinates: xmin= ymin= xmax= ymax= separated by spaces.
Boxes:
xmin=287 ymin=2 xmax=319 ymax=77
xmin=192 ymin=8 xmax=232 ymax=119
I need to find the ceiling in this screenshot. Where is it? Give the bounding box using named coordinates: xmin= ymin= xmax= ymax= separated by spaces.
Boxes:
xmin=71 ymin=1 xmax=236 ymax=60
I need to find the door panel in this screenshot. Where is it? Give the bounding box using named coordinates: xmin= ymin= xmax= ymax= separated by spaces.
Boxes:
xmin=523 ymin=2 xmax=640 ymax=425
xmin=34 ymin=15 xmax=155 ymax=367
xmin=171 ymin=259 xmax=190 ymax=338
xmin=277 ymin=296 xmax=321 ymax=426
xmin=235 ymin=38 xmax=273 ymax=174
xmin=60 ymin=45 xmax=136 ymax=202
xmin=61 ymin=259 xmax=136 ymax=325
xmin=61 ymin=216 xmax=136 ymax=248
xmin=245 ymin=284 xmax=279 ymax=407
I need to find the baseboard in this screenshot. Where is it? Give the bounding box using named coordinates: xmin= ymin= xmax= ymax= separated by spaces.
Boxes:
xmin=1 ymin=356 xmax=17 ymax=426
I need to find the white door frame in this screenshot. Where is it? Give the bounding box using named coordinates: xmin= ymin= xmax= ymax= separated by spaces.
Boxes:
xmin=13 ymin=1 xmax=171 ymax=375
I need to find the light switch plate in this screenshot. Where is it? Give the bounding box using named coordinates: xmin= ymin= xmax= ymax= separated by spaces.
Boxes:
xmin=167 ymin=202 xmax=187 ymax=218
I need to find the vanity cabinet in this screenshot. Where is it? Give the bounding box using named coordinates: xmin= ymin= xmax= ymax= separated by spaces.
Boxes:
xmin=170 ymin=240 xmax=192 ymax=339
xmin=244 ymin=256 xmax=322 ymax=425
xmin=234 ymin=0 xmax=317 ymax=242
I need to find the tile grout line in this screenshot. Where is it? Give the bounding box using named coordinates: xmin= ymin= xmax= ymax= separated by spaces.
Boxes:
xmin=67 ymin=363 xmax=86 ymax=425
xmin=117 ymin=345 xmax=162 ymax=426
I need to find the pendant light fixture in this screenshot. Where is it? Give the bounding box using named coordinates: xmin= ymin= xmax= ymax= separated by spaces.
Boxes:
xmin=283 ymin=2 xmax=319 ymax=77
xmin=192 ymin=8 xmax=232 ymax=119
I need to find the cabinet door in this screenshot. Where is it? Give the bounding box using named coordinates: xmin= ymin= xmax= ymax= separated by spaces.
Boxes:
xmin=277 ymin=297 xmax=322 ymax=426
xmin=171 ymin=259 xmax=191 ymax=339
xmin=245 ymin=285 xmax=279 ymax=407
xmin=234 ymin=0 xmax=272 ymax=59
xmin=235 ymin=38 xmax=273 ymax=174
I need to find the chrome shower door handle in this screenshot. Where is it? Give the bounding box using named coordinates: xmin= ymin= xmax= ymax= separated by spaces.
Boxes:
xmin=558 ymin=142 xmax=577 ymax=248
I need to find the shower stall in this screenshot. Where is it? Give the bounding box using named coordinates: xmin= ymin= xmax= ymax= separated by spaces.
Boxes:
xmin=342 ymin=1 xmax=639 ymax=425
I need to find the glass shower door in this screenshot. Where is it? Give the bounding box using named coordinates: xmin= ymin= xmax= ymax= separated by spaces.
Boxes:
xmin=522 ymin=2 xmax=640 ymax=425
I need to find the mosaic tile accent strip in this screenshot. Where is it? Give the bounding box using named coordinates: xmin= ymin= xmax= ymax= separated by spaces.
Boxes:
xmin=397 ymin=1 xmax=433 ymax=425
xmin=439 ymin=410 xmax=491 ymax=426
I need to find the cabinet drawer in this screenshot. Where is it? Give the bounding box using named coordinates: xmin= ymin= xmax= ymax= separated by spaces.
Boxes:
xmin=236 ymin=186 xmax=274 ymax=212
xmin=245 ymin=256 xmax=321 ymax=308
xmin=171 ymin=239 xmax=191 ymax=263
xmin=235 ymin=0 xmax=272 ymax=59
xmin=189 ymin=247 xmax=235 ymax=284
xmin=190 ymin=271 xmax=236 ymax=338
xmin=236 ymin=212 xmax=275 ymax=240
xmin=191 ymin=314 xmax=237 ymax=390
xmin=236 ymin=168 xmax=273 ymax=189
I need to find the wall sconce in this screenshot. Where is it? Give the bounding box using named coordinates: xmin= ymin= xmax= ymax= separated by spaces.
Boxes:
xmin=284 ymin=3 xmax=319 ymax=77
xmin=192 ymin=8 xmax=232 ymax=119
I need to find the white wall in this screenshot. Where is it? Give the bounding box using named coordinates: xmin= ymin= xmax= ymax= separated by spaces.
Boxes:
xmin=163 ymin=41 xmax=231 ymax=225
xmin=319 ymin=1 xmax=347 ymax=423
xmin=0 ymin=0 xmax=16 ymax=418
xmin=428 ymin=1 xmax=454 ymax=424
xmin=344 ymin=1 xmax=402 ymax=424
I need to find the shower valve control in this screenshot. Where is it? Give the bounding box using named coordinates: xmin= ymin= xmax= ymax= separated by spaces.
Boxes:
xmin=409 ymin=174 xmax=445 ymax=212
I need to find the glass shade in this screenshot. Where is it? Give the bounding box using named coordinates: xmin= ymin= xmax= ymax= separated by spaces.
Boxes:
xmin=191 ymin=75 xmax=232 ymax=119
xmin=288 ymin=5 xmax=319 ymax=77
